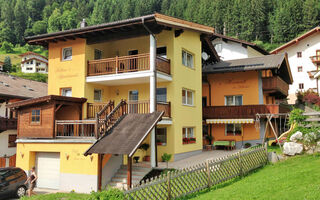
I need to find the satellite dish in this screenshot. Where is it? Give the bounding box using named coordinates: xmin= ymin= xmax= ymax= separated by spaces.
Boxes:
xmin=201 ymin=52 xmax=209 ymax=60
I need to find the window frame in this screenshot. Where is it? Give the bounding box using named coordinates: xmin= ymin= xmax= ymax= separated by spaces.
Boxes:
xmin=225 ymin=95 xmax=243 ymax=106
xmin=94 ymin=89 xmax=102 ymax=102
xmin=156 ymin=88 xmax=167 ymax=103
xmin=225 ymin=124 xmax=242 ymax=136
xmin=156 ymin=127 xmax=167 ymax=146
xmin=297 ymin=52 xmax=302 ymax=58
xmin=94 ymin=49 xmax=102 ymax=60
xmin=182 ymin=50 xmax=194 ymax=69
xmin=182 ymin=127 xmax=196 ymax=144
xmin=60 ymin=87 xmax=72 ymax=97
xmin=62 ymin=47 xmax=72 ymax=61
xmin=299 ymin=83 xmax=304 ymax=90
xmin=8 ymin=134 xmax=17 ymax=148
xmin=30 ymin=109 xmax=41 ymax=125
xmin=298 ymin=66 xmax=303 ymax=72
xmin=182 ymin=89 xmax=194 ymax=106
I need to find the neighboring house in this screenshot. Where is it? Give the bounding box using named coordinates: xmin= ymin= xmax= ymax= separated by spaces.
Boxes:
xmin=20 ymin=52 xmax=48 ymax=73
xmin=0 ymin=73 xmax=47 ymax=167
xmin=0 ymin=61 xmax=4 ymax=71
xmin=202 ymin=54 xmax=293 ymax=148
xmin=211 ymin=33 xmax=269 ymax=61
xmin=271 ymin=27 xmax=320 ymax=104
xmin=9 ymin=13 xmax=219 ymax=192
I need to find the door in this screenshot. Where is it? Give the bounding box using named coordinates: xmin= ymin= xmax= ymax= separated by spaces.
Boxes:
xmin=128 ymin=50 xmax=138 ymax=71
xmin=128 ymin=90 xmax=139 ymax=113
xmin=36 ymin=152 xmax=60 ymax=189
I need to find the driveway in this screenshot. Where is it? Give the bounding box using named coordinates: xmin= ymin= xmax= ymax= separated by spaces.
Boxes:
xmin=6 ymin=188 xmax=63 ymax=200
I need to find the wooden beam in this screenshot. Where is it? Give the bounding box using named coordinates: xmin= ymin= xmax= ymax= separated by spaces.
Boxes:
xmin=55 ymin=104 xmax=63 ymax=112
xmin=127 ymin=155 xmax=132 ymax=189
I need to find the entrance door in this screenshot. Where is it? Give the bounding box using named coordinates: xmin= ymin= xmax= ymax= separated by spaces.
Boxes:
xmin=128 ymin=90 xmax=139 ymax=113
xmin=128 ymin=50 xmax=138 ymax=71
xmin=36 ymin=152 xmax=60 ymax=189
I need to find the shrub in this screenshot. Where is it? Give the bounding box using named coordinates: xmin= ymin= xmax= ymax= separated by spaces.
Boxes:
xmin=161 ymin=153 xmax=172 ymax=168
xmin=1 ymin=41 xmax=14 ymax=53
xmin=90 ymin=188 xmax=124 ymax=200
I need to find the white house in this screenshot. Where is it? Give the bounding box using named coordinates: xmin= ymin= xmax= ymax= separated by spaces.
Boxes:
xmin=0 ymin=61 xmax=3 ymax=72
xmin=210 ymin=33 xmax=269 ymax=60
xmin=271 ymin=27 xmax=320 ymax=104
xmin=20 ymin=52 xmax=48 ymax=73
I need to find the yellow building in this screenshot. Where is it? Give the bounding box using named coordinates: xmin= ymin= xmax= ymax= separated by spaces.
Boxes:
xmin=10 ymin=14 xmax=219 ymax=192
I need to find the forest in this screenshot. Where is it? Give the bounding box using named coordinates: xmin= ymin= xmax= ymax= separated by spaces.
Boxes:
xmin=0 ymin=0 xmax=320 ymax=51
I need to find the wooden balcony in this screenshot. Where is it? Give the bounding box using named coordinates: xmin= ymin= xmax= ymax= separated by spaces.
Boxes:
xmin=310 ymin=55 xmax=320 ymax=64
xmin=262 ymin=76 xmax=289 ymax=97
xmin=0 ymin=117 xmax=17 ymax=132
xmin=55 ymin=120 xmax=96 ymax=138
xmin=87 ymin=53 xmax=170 ymax=77
xmin=203 ymin=104 xmax=291 ymax=119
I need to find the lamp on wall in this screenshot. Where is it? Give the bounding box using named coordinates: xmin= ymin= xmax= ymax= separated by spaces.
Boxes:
xmin=20 ymin=152 xmax=24 ymax=158
xmin=65 ymin=153 xmax=70 ymax=160
xmin=115 ymin=89 xmax=119 ymax=96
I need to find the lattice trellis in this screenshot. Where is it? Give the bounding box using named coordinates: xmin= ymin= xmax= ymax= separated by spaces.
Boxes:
xmin=125 ymin=146 xmax=268 ymax=200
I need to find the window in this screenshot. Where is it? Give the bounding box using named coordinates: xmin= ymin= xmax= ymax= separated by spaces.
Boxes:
xmin=62 ymin=47 xmax=72 ymax=61
xmin=202 ymin=97 xmax=207 ymax=107
xmin=61 ymin=88 xmax=72 ymax=97
xmin=182 ymin=50 xmax=194 ymax=68
xmin=213 ymin=43 xmax=222 ymax=53
xmin=26 ymin=67 xmax=32 ymax=70
xmin=299 ymin=83 xmax=304 ymax=90
xmin=36 ymin=62 xmax=40 ymax=66
xmin=8 ymin=134 xmax=17 ymax=148
xmin=26 ymin=62 xmax=29 ymax=64
xmin=156 ymin=88 xmax=167 ymax=102
xmin=156 ymin=128 xmax=167 ymax=145
xmin=226 ymin=124 xmax=242 ymax=136
xmin=30 ymin=60 xmax=33 ymax=64
xmin=182 ymin=89 xmax=194 ymax=106
xmin=182 ymin=127 xmax=196 ymax=144
xmin=297 ymin=52 xmax=302 ymax=58
xmin=94 ymin=89 xmax=102 ymax=102
xmin=157 ymin=47 xmax=167 ymax=58
xmin=94 ymin=49 xmax=102 ymax=60
xmin=225 ymin=95 xmax=243 ymax=106
xmin=31 ymin=109 xmax=41 ymax=124
xmin=298 ymin=66 xmax=303 ymax=72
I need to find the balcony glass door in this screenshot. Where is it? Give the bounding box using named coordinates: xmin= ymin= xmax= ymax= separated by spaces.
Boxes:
xmin=129 ymin=90 xmax=139 ymax=113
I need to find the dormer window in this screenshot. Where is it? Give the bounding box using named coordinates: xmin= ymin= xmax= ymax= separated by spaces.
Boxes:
xmin=62 ymin=47 xmax=72 ymax=61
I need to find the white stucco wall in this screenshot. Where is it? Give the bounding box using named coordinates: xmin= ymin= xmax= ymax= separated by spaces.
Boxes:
xmin=0 ymin=130 xmax=17 ymax=157
xmin=21 ymin=54 xmax=48 ymax=74
xmin=276 ymin=33 xmax=320 ymax=104
xmin=212 ymin=38 xmax=263 ymax=61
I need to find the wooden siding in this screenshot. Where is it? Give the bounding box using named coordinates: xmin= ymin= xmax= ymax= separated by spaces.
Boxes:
xmin=18 ymin=104 xmax=55 ymax=138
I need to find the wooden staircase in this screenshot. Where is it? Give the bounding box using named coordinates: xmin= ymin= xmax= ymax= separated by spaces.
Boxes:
xmin=108 ymin=164 xmax=151 ymax=190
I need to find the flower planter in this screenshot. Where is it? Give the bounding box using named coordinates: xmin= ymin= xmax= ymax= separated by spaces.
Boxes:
xmin=205 ymin=145 xmax=212 ymax=151
xmin=143 ymin=155 xmax=150 ymax=161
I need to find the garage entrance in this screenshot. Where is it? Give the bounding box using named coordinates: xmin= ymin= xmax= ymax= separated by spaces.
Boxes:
xmin=36 ymin=152 xmax=60 ymax=189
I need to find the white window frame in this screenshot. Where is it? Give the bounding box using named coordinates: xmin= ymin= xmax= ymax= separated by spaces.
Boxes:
xmin=182 ymin=50 xmax=194 ymax=68
xmin=182 ymin=127 xmax=196 ymax=144
xmin=225 ymin=95 xmax=243 ymax=106
xmin=182 ymin=89 xmax=194 ymax=106
xmin=61 ymin=88 xmax=72 ymax=97
xmin=62 ymin=47 xmax=72 ymax=61
xmin=94 ymin=89 xmax=102 ymax=102
xmin=225 ymin=124 xmax=242 ymax=136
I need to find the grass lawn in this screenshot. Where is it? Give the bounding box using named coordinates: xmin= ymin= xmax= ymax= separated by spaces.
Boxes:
xmin=21 ymin=192 xmax=91 ymax=200
xmin=186 ymin=154 xmax=320 ymax=200
xmin=267 ymin=145 xmax=282 ymax=155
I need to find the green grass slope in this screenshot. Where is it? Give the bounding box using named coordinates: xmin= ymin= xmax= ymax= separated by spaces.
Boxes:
xmin=188 ymin=155 xmax=320 ymax=200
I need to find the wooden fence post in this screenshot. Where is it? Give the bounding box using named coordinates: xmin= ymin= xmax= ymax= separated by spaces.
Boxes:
xmin=239 ymin=151 xmax=243 ymax=177
xmin=206 ymin=159 xmax=211 ymax=188
xmin=167 ymin=172 xmax=171 ymax=200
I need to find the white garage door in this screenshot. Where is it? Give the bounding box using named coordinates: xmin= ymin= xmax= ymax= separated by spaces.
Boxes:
xmin=36 ymin=152 xmax=60 ymax=189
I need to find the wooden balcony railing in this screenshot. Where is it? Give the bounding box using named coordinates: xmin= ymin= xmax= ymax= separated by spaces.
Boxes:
xmin=55 ymin=120 xmax=96 ymax=137
xmin=87 ymin=101 xmax=114 ymax=119
xmin=262 ymin=76 xmax=289 ymax=96
xmin=310 ymin=55 xmax=320 ymax=64
xmin=127 ymin=100 xmax=171 ymax=118
xmin=87 ymin=53 xmax=171 ymax=76
xmin=0 ymin=117 xmax=17 ymax=131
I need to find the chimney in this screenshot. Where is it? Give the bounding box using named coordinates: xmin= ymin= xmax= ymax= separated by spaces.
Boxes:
xmin=80 ymin=19 xmax=87 ymax=28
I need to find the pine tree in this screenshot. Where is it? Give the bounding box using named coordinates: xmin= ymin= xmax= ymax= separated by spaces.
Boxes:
xmin=3 ymin=56 xmax=12 ymax=73
xmin=302 ymin=0 xmax=320 ymax=30
xmin=14 ymin=0 xmax=27 ymax=44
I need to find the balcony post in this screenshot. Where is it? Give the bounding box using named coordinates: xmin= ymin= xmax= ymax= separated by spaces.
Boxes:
xmin=150 ymin=34 xmax=157 ymax=168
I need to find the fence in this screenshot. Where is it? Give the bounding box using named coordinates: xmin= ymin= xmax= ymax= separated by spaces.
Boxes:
xmin=125 ymin=145 xmax=268 ymax=200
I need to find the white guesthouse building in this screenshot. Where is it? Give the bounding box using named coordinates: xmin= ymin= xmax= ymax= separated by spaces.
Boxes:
xmin=20 ymin=52 xmax=48 ymax=73
xmin=271 ymin=27 xmax=320 ymax=104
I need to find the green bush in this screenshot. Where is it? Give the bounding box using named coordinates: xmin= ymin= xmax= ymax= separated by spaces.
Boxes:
xmin=1 ymin=41 xmax=14 ymax=53
xmin=90 ymin=188 xmax=124 ymax=200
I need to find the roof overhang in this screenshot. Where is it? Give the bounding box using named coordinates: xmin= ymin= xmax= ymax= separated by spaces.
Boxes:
xmin=84 ymin=112 xmax=164 ymax=157
xmin=25 ymin=13 xmax=214 ymax=47
xmin=7 ymin=95 xmax=87 ymax=109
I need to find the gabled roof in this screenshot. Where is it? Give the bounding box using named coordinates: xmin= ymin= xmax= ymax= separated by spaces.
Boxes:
xmin=211 ymin=33 xmax=269 ymax=55
xmin=84 ymin=112 xmax=163 ymax=156
xmin=203 ymin=53 xmax=293 ymax=84
xmin=271 ymin=27 xmax=320 ymax=54
xmin=7 ymin=95 xmax=87 ymax=109
xmin=21 ymin=58 xmax=48 ymax=64
xmin=0 ymin=73 xmax=47 ymax=100
xmin=19 ymin=51 xmax=48 ymax=61
xmin=26 ymin=13 xmax=214 ymax=47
